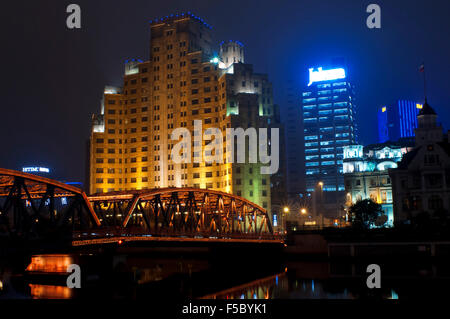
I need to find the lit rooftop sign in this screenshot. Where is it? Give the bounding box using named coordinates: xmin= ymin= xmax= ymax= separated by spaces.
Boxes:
xmin=308 ymin=67 xmax=346 ymax=86
xmin=22 ymin=167 xmax=50 ymax=173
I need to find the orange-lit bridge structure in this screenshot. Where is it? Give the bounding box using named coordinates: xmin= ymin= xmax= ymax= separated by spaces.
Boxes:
xmin=0 ymin=169 xmax=281 ymax=247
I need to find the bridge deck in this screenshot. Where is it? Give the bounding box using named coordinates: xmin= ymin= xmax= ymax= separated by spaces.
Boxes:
xmin=72 ymin=235 xmax=284 ymax=246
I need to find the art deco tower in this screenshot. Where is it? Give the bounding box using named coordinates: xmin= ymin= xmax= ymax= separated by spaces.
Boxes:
xmin=88 ymin=13 xmax=283 ymax=213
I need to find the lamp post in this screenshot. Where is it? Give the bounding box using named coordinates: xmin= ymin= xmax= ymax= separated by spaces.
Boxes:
xmin=317 ymin=182 xmax=324 ymax=228
xmin=283 ymin=206 xmax=289 ymax=234
xmin=300 ymin=208 xmax=307 ymax=229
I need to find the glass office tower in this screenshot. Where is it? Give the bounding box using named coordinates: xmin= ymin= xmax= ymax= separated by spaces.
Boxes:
xmin=302 ymin=66 xmax=358 ymax=192
xmin=378 ymin=100 xmax=422 ymax=143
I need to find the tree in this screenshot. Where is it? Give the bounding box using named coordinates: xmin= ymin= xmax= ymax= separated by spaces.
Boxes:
xmin=349 ymin=199 xmax=384 ymax=229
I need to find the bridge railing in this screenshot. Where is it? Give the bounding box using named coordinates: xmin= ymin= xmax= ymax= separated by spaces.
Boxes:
xmin=72 ymin=227 xmax=283 ymax=243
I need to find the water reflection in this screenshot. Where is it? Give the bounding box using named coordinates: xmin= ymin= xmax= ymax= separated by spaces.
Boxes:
xmin=2 ymin=255 xmax=449 ymax=300
xmin=29 ymin=284 xmax=73 ymax=299
xmin=202 ymin=271 xmax=355 ymax=299
xmin=201 ymin=261 xmax=450 ymax=299
xmin=202 ymin=273 xmax=283 ymax=299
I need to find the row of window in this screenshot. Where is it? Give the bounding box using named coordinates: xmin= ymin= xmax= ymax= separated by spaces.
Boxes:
xmin=305 ymin=160 xmax=343 ymax=167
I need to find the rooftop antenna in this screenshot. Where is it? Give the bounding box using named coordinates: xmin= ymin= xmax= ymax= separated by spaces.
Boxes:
xmin=419 ymin=62 xmax=427 ymax=103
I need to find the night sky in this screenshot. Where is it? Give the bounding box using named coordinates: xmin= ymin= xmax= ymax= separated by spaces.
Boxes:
xmin=1 ymin=0 xmax=449 ymax=184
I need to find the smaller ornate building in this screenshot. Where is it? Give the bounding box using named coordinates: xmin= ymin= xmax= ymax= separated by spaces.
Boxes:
xmin=343 ymin=139 xmax=414 ymax=226
xmin=389 ymin=101 xmax=450 ymax=224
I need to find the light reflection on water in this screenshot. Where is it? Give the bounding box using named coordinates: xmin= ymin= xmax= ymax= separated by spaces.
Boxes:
xmin=1 ymin=255 xmax=448 ymax=299
xmin=202 ymin=272 xmax=356 ymax=299
xmin=29 ymin=284 xmax=73 ymax=299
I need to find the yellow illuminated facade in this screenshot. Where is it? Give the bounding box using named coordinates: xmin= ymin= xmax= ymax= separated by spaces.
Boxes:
xmin=88 ymin=14 xmax=280 ymax=212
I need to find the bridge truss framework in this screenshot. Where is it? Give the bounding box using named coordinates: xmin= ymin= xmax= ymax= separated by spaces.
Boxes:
xmin=0 ymin=169 xmax=278 ymax=244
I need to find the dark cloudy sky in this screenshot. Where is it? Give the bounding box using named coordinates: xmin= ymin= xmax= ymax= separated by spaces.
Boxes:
xmin=1 ymin=0 xmax=449 ymax=184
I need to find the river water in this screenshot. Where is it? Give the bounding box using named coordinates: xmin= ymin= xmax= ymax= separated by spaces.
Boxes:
xmin=1 ymin=254 xmax=449 ymax=299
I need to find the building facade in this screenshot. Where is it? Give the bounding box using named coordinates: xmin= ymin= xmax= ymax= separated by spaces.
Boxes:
xmin=284 ymin=82 xmax=304 ymax=198
xmin=343 ymin=140 xmax=414 ymax=226
xmin=302 ymin=66 xmax=358 ymax=193
xmin=378 ymin=100 xmax=422 ymax=143
xmin=390 ymin=101 xmax=450 ymax=224
xmin=88 ymin=13 xmax=282 ymax=214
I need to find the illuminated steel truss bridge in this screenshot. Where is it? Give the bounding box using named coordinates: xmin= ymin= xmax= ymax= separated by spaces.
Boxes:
xmin=0 ymin=169 xmax=280 ymax=246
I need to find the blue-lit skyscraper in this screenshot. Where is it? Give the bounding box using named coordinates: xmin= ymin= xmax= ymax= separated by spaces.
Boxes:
xmin=302 ymin=66 xmax=358 ymax=193
xmin=378 ymin=100 xmax=423 ymax=143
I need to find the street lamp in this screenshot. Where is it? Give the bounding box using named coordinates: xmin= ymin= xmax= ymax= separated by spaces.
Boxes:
xmin=282 ymin=206 xmax=289 ymax=234
xmin=317 ymin=182 xmax=324 ymax=228
xmin=301 ymin=208 xmax=307 ymax=215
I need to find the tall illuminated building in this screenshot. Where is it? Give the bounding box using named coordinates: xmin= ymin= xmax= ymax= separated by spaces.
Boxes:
xmin=377 ymin=100 xmax=423 ymax=143
xmin=302 ymin=66 xmax=358 ymax=193
xmin=88 ymin=13 xmax=282 ymax=213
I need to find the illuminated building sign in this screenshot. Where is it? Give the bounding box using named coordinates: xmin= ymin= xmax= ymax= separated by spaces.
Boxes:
xmin=22 ymin=167 xmax=50 ymax=173
xmin=308 ymin=67 xmax=346 ymax=86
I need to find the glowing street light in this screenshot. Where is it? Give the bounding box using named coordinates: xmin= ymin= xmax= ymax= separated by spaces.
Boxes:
xmin=283 ymin=206 xmax=289 ymax=213
xmin=301 ymin=208 xmax=307 ymax=215
xmin=210 ymin=57 xmax=220 ymax=64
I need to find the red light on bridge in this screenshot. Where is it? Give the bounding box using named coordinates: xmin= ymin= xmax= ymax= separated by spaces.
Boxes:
xmin=118 ymin=240 xmax=123 ymax=245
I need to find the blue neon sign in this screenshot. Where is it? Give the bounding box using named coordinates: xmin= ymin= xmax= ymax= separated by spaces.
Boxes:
xmin=308 ymin=67 xmax=346 ymax=86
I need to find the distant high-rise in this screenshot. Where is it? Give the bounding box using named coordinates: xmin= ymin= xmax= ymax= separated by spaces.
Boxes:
xmin=284 ymin=82 xmax=304 ymax=197
xmin=378 ymin=100 xmax=423 ymax=143
xmin=302 ymin=66 xmax=358 ymax=193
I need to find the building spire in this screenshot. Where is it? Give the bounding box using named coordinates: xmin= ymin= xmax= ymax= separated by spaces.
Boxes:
xmin=419 ymin=62 xmax=427 ymax=102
